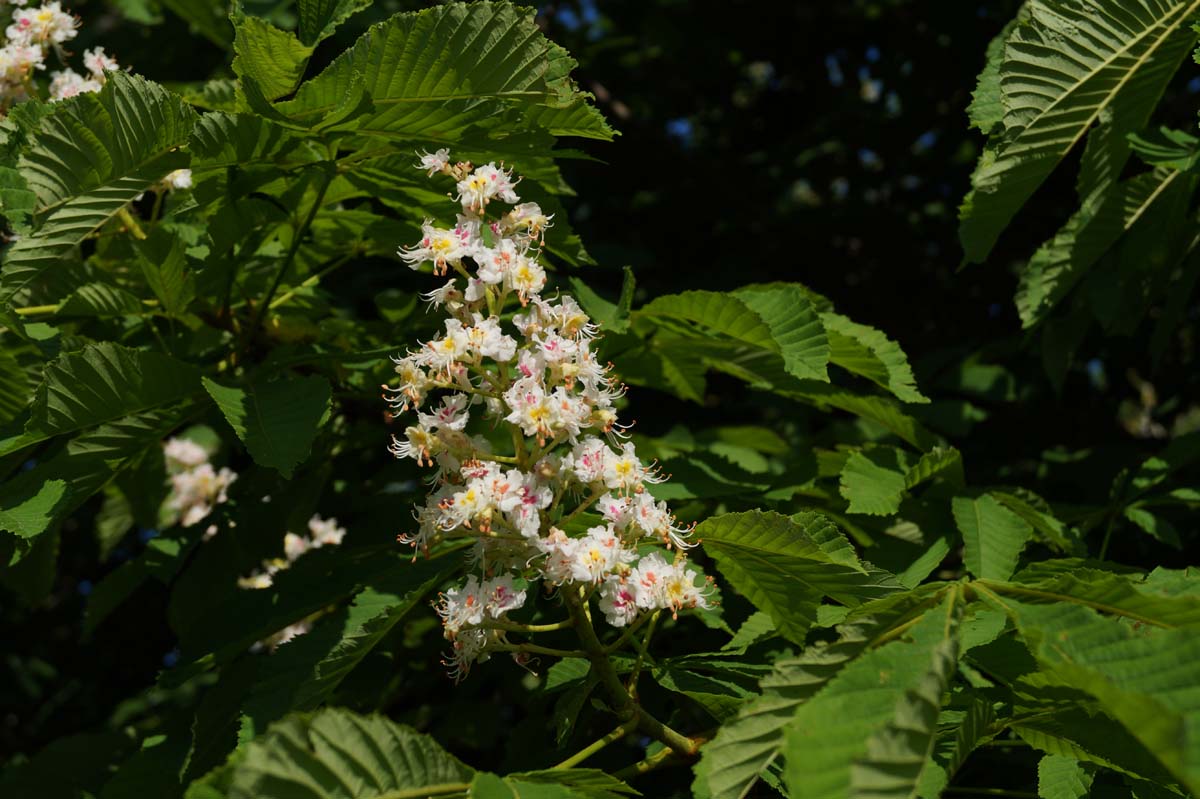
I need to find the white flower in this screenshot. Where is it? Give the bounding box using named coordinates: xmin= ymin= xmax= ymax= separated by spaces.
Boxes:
xmin=0 ymin=41 xmax=44 ymax=89
xmin=465 ymin=314 xmax=517 ymax=362
xmin=415 ymin=147 xmax=451 ymax=176
xmin=8 ymin=2 xmax=77 ymax=46
xmin=599 ymin=575 xmax=639 ymax=627
xmin=48 ymin=68 xmax=99 ymax=100
xmin=283 ymin=532 xmax=309 ymax=562
xmin=483 ymin=575 xmax=526 ymax=617
xmin=82 ymin=46 xmax=118 ymax=77
xmin=569 ymin=524 xmax=633 ymax=583
xmin=400 ymin=220 xmax=472 ymax=275
xmin=163 ymin=437 xmax=209 ymax=471
xmin=168 ymin=463 xmax=236 ymax=527
xmin=419 ymin=393 xmax=471 ymax=432
xmin=308 ymin=514 xmax=347 ymax=547
xmin=436 ymin=575 xmax=486 ymax=636
xmin=163 ymin=169 xmax=192 ymax=190
xmin=456 ymin=162 xmax=519 ymax=213
xmin=502 ymin=202 xmax=553 ymax=242
xmin=563 ymin=436 xmax=611 ymax=484
xmin=444 ymin=627 xmax=488 ymax=682
xmin=603 ymin=442 xmax=662 ymax=493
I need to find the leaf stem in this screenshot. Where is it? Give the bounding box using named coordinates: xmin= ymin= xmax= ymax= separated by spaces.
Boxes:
xmin=269 ymin=253 xmax=353 ymax=310
xmin=246 ymin=164 xmax=335 ymax=348
xmin=611 ymin=744 xmax=679 ymax=781
xmin=552 ymin=719 xmax=637 ymax=769
xmin=376 ymin=783 xmax=470 ymax=799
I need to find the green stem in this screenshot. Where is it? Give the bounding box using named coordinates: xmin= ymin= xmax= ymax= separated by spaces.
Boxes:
xmin=246 ymin=165 xmax=335 ymax=348
xmin=626 ymin=611 xmax=661 ymax=696
xmin=1097 ymin=510 xmax=1117 ymax=560
xmin=487 ymin=642 xmax=585 ymax=658
xmin=116 ymin=206 xmax=147 ymax=240
xmin=558 ymin=487 xmax=604 ymax=529
xmin=269 ymin=254 xmax=352 ymax=310
xmin=564 ymin=589 xmax=701 ymax=758
xmin=484 ymin=618 xmax=574 ymax=634
xmin=553 ymin=719 xmax=637 ymax=769
xmin=376 ymin=782 xmax=470 ymax=799
xmin=611 ymin=745 xmax=678 ymax=781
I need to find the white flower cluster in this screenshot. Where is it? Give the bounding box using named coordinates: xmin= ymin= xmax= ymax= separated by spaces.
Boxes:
xmin=163 ymin=437 xmax=236 ymax=529
xmin=238 ymin=514 xmax=347 ymax=590
xmin=238 ymin=514 xmax=348 ymax=649
xmin=388 ymin=150 xmax=712 ymax=680
xmin=0 ymin=0 xmax=121 ymax=106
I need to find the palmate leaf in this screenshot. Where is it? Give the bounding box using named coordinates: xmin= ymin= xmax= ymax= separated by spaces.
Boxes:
xmin=783 ymin=593 xmax=964 ymax=799
xmin=696 ymin=510 xmax=903 ymax=644
xmin=692 ymin=587 xmax=948 ymax=799
xmin=203 ymin=375 xmax=331 ymax=478
xmin=992 ymin=597 xmax=1200 ymax=793
xmin=0 ymin=72 xmax=196 ymax=306
xmin=959 ymin=0 xmax=1198 ymax=264
xmin=270 ymin=2 xmax=613 ymax=141
xmin=0 ymin=342 xmax=202 ymax=457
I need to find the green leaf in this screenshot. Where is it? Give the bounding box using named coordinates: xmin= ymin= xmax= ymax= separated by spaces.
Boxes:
xmin=958 ymin=0 xmax=1197 ymax=264
xmin=1038 ymin=755 xmax=1094 ymax=799
xmin=1123 ymin=506 xmax=1183 ymax=549
xmin=821 ymin=312 xmax=928 ymax=403
xmin=782 ymin=593 xmax=963 ymax=799
xmin=848 ymin=602 xmax=963 ymax=799
xmin=203 ymin=375 xmax=331 ymax=478
xmin=1000 ymin=598 xmax=1200 ymax=794
xmin=734 ymin=284 xmax=830 ymax=382
xmin=5 ymin=343 xmax=202 ymax=457
xmin=966 ymin=5 xmax=1028 ymax=133
xmin=233 ymin=15 xmax=314 ymax=102
xmin=0 ymin=407 xmax=188 ymax=540
xmin=0 ymin=72 xmax=196 ymax=306
xmin=952 ymin=493 xmax=1033 ymax=581
xmin=273 ymin=2 xmax=612 ymax=140
xmin=296 ymin=0 xmax=370 ymax=45
xmin=839 ymin=448 xmax=909 ymax=516
xmin=57 ymin=283 xmax=145 ymax=317
xmin=239 ymin=558 xmax=452 ymax=736
xmin=697 ymin=510 xmax=903 ymax=643
xmin=161 ymin=0 xmax=233 ymax=47
xmin=134 ymin=228 xmax=196 ymax=317
xmin=207 ymin=708 xmax=475 ymax=799
xmin=0 ymin=348 xmax=31 ymax=425
xmin=982 ymin=566 xmax=1200 ymax=629
xmin=693 ymin=587 xmax=947 ymax=799
xmin=1016 ymin=166 xmax=1194 ymax=328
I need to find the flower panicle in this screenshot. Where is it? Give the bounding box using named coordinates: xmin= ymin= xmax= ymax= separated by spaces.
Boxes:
xmin=386 ymin=150 xmax=710 ymax=678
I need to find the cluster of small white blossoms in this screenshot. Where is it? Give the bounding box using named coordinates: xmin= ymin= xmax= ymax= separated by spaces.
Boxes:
xmin=238 ymin=514 xmax=347 ymax=647
xmin=163 ymin=437 xmax=237 ymax=530
xmin=387 ymin=149 xmax=712 ymax=680
xmin=0 ymin=0 xmax=122 ymax=107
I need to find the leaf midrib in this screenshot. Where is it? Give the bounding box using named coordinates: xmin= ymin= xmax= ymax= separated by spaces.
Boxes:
xmin=999 ymin=0 xmax=1200 ymax=160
